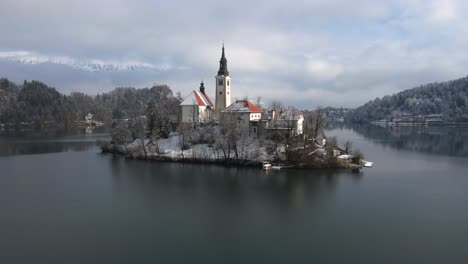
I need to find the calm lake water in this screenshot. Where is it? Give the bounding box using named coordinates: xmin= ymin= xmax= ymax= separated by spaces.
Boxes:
xmin=0 ymin=126 xmax=467 ymax=263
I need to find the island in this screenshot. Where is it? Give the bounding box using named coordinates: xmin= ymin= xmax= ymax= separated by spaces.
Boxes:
xmin=100 ymin=46 xmax=368 ymax=171
xmin=100 ymin=120 xmax=367 ymax=171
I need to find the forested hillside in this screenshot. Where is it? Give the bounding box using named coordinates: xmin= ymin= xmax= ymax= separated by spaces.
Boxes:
xmin=0 ymin=78 xmax=181 ymax=127
xmin=347 ymin=76 xmax=468 ymax=123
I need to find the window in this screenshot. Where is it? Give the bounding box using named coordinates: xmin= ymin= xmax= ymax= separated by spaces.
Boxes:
xmin=219 ymin=91 xmax=222 ymax=95
xmin=218 ymin=80 xmax=223 ymax=85
xmin=227 ymin=80 xmax=230 ymax=86
xmin=227 ymin=92 xmax=229 ymax=95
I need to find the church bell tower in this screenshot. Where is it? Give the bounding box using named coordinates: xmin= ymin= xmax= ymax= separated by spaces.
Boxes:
xmin=215 ymin=44 xmax=231 ymax=114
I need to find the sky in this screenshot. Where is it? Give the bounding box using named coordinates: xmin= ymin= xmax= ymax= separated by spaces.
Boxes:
xmin=1 ymin=0 xmax=468 ymax=108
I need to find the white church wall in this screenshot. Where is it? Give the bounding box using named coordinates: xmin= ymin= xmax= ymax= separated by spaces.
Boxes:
xmin=182 ymin=105 xmax=213 ymax=123
xmin=181 ymin=105 xmax=198 ymax=123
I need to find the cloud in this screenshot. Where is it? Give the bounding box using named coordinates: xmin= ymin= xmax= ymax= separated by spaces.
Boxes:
xmin=305 ymin=59 xmax=344 ymax=81
xmin=1 ymin=0 xmax=468 ymax=108
xmin=430 ymin=0 xmax=458 ymax=23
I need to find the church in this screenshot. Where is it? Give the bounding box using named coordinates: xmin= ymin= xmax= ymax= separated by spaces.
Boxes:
xmin=180 ymin=45 xmax=304 ymax=137
xmin=180 ymin=45 xmax=264 ymax=133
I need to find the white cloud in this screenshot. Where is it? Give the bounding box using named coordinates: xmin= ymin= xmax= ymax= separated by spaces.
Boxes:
xmin=2 ymin=0 xmax=468 ymax=108
xmin=305 ymin=59 xmax=344 ymax=81
xmin=429 ymin=0 xmax=458 ymax=23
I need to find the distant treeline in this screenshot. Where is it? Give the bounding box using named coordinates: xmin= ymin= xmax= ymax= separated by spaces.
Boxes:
xmin=319 ymin=107 xmax=351 ymax=121
xmin=0 ymin=78 xmax=181 ymax=127
xmin=346 ymin=76 xmax=468 ymax=123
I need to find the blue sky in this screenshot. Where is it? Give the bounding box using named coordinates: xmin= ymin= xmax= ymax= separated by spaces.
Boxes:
xmin=1 ymin=0 xmax=467 ymax=108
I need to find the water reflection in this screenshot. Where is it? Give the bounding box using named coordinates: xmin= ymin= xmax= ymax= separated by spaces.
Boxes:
xmin=335 ymin=124 xmax=468 ymax=157
xmin=108 ymin=157 xmax=354 ymax=207
xmin=0 ymin=127 xmax=110 ymax=156
xmin=1 ymin=127 xmax=467 ymax=263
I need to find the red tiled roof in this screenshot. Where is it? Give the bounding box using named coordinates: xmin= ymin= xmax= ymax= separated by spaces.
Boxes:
xmin=202 ymin=91 xmax=214 ymax=107
xmin=246 ymin=101 xmax=263 ymax=113
xmin=193 ymin=91 xmax=206 ymax=106
xmin=223 ymin=100 xmax=263 ymax=113
xmin=180 ymin=90 xmax=214 ymax=107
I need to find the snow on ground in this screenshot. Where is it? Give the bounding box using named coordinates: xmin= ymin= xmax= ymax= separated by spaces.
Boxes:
xmin=157 ymin=135 xmax=181 ymax=157
xmin=126 ymin=133 xmax=279 ymax=161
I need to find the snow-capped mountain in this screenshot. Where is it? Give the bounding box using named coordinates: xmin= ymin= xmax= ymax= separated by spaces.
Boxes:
xmin=0 ymin=51 xmax=172 ymax=72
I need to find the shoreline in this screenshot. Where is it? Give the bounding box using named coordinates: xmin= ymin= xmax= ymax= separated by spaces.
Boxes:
xmin=100 ymin=141 xmax=356 ymax=171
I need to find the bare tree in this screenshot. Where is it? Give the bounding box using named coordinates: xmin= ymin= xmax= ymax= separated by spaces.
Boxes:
xmin=342 ymin=140 xmax=352 ymax=154
xmin=255 ymin=96 xmax=262 ymax=108
xmin=269 ymin=101 xmax=284 ymax=127
xmin=304 ymin=108 xmax=327 ymax=140
xmin=129 ymin=117 xmax=148 ymax=158
xmin=301 ymin=107 xmax=328 ymax=158
xmin=178 ymin=122 xmax=193 ymax=159
xmin=146 ymin=98 xmax=157 ymax=137
xmin=312 ymin=108 xmax=327 ymax=139
xmin=217 ymin=110 xmax=244 ymax=160
xmin=353 ymin=148 xmax=364 ymax=164
xmin=111 ymin=121 xmax=131 ymax=145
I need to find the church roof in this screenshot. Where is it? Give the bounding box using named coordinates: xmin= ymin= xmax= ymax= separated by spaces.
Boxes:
xmin=217 ymin=44 xmax=229 ymax=76
xmin=199 ymin=82 xmax=214 ymax=106
xmin=222 ymin=100 xmax=263 ymax=113
xmin=180 ymin=90 xmax=214 ymax=107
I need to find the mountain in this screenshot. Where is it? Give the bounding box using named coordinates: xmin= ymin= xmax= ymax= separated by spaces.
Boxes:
xmin=347 ymin=76 xmax=468 ymax=123
xmin=0 ymin=51 xmax=169 ymax=72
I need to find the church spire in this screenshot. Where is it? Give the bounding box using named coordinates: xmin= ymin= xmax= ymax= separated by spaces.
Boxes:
xmin=217 ymin=44 xmax=229 ymax=76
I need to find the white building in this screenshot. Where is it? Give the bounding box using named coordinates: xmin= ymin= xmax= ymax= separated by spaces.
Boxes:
xmin=221 ymin=100 xmax=263 ymax=136
xmin=180 ymin=82 xmax=214 ymax=123
xmin=267 ymin=108 xmax=304 ymax=136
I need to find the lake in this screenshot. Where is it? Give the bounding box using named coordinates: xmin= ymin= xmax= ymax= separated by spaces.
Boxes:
xmin=0 ymin=126 xmax=467 ymax=263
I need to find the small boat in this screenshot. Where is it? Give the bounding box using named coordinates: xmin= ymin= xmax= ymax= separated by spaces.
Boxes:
xmin=338 ymin=154 xmax=353 ymax=160
xmin=272 ymin=165 xmax=295 ymax=170
xmin=362 ymin=160 xmax=373 ymax=167
xmin=262 ymin=162 xmax=272 ymax=170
